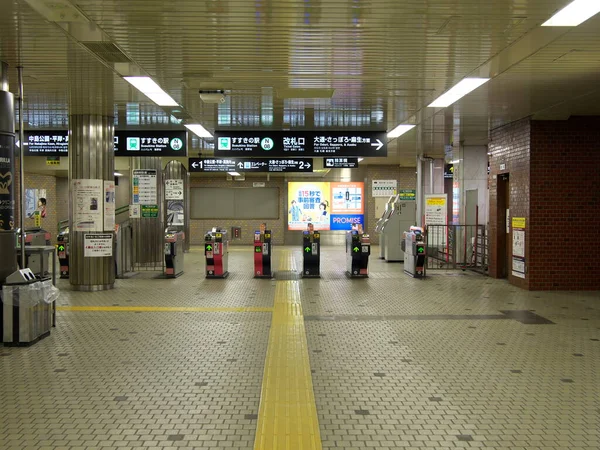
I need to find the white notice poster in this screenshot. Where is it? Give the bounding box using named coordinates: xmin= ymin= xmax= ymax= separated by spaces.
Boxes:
xmin=513 ymin=230 xmax=525 ymax=258
xmin=104 ymin=180 xmax=116 ymax=231
xmin=424 ymin=194 xmax=448 ymax=225
xmin=132 ymin=169 xmax=157 ymax=205
xmin=372 ymin=180 xmax=397 ymax=198
xmin=512 ymin=258 xmax=525 ymax=278
xmin=73 ymin=179 xmax=103 ymax=232
xmin=84 ymin=233 xmax=113 ymax=257
xmin=165 ymin=179 xmax=184 ymax=200
xmin=129 ymin=204 xmax=141 ymax=219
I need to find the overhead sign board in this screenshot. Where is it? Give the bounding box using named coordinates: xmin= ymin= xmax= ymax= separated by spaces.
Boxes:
xmin=324 ymin=157 xmax=359 ymax=169
xmin=23 ymin=130 xmax=187 ymax=157
xmin=214 ymin=131 xmax=387 ymax=157
xmin=189 ymin=157 xmax=313 ymax=173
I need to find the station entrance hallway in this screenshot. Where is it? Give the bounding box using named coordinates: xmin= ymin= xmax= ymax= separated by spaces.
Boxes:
xmin=1 ymin=247 xmax=599 ymax=450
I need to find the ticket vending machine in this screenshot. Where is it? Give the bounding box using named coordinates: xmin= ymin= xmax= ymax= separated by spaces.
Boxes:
xmin=164 ymin=229 xmax=185 ymax=278
xmin=346 ymin=230 xmax=370 ymax=277
xmin=254 ymin=225 xmax=272 ymax=278
xmin=205 ymin=228 xmax=229 ymax=278
xmin=403 ymin=227 xmax=426 ymax=278
xmin=302 ymin=229 xmax=320 ymax=278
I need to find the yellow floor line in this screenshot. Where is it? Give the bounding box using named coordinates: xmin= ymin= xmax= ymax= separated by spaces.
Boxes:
xmin=254 ymin=251 xmax=322 ymax=450
xmin=57 ymin=306 xmax=273 ymax=313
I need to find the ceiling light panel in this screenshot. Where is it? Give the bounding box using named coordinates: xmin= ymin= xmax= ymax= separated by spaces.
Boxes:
xmin=428 ymin=78 xmax=490 ymax=108
xmin=542 ymin=0 xmax=600 ymax=27
xmin=185 ymin=124 xmax=212 ymax=138
xmin=387 ymin=124 xmax=416 ymax=138
xmin=124 ymin=76 xmax=179 ymax=107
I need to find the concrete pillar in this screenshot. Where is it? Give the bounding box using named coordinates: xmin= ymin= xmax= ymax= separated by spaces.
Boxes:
xmin=0 ymin=61 xmax=17 ymax=283
xmin=68 ymin=114 xmax=115 ymax=291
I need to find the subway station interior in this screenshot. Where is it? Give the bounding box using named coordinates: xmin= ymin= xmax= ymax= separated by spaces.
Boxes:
xmin=1 ymin=1 xmax=600 ymax=449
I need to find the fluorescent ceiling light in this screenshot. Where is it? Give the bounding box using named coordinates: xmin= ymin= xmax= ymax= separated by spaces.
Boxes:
xmin=449 ymin=160 xmax=461 ymax=164
xmin=184 ymin=123 xmax=212 ymax=138
xmin=114 ymin=172 xmax=123 ymax=177
xmin=428 ymin=78 xmax=490 ymax=108
xmin=358 ymin=158 xmax=364 ymax=162
xmin=228 ymin=172 xmax=240 ymax=177
xmin=387 ymin=124 xmax=415 ymax=138
xmin=123 ymin=76 xmax=179 ymax=107
xmin=542 ymin=0 xmax=600 ymax=26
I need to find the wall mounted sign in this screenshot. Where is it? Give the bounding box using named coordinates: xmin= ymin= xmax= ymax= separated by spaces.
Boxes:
xmin=214 ymin=131 xmax=387 ymax=157
xmin=324 ymin=157 xmax=359 ymax=168
xmin=165 ymin=179 xmax=184 ymax=200
xmin=132 ymin=170 xmax=157 ymax=205
xmin=24 ymin=130 xmax=187 ymax=157
xmin=189 ymin=157 xmax=313 ymax=173
xmin=512 ymin=217 xmax=526 ymax=279
xmin=372 ymin=180 xmax=397 ymax=198
xmin=72 ymin=179 xmax=103 ymax=232
xmin=84 ymin=234 xmax=113 ymax=257
xmin=398 ymin=189 xmax=416 ymax=201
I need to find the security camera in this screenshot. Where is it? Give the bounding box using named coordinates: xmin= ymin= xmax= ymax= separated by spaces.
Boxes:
xmin=199 ymin=90 xmax=226 ymax=104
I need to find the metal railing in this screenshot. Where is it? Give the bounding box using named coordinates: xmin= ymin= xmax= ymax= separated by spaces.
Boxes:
xmin=426 ymin=225 xmax=488 ymax=274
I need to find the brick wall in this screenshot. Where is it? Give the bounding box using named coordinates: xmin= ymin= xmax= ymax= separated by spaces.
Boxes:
xmin=529 ymin=117 xmax=600 ymax=290
xmin=489 ymin=116 xmax=600 ymax=290
xmin=488 ymin=118 xmax=531 ymax=289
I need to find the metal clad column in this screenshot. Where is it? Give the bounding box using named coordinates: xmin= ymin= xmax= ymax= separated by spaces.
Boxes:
xmin=0 ymin=61 xmax=17 ymax=283
xmin=131 ymin=157 xmax=164 ymax=269
xmin=69 ymin=114 xmax=115 ymax=290
xmin=163 ymin=160 xmax=190 ymax=251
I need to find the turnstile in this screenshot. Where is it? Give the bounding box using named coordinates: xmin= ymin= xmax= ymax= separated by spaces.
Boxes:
xmin=17 ymin=228 xmax=52 ymax=276
xmin=57 ymin=226 xmax=69 ymax=278
xmin=346 ymin=231 xmax=370 ymax=278
xmin=254 ymin=229 xmax=272 ymax=278
xmin=164 ymin=229 xmax=185 ymax=278
xmin=302 ymin=231 xmax=321 ymax=278
xmin=205 ymin=228 xmax=229 ymax=278
xmin=403 ymin=227 xmax=426 ymax=278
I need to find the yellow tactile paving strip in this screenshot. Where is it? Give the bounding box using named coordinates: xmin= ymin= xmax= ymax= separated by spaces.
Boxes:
xmin=254 ymin=251 xmax=322 ymax=450
xmin=57 ymin=306 xmax=273 ymax=313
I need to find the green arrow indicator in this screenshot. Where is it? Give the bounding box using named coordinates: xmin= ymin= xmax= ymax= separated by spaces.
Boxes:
xmin=255 ymin=246 xmax=262 ymax=253
xmin=206 ymin=244 xmax=213 ymax=251
xmin=58 ymin=245 xmax=65 ymax=251
xmin=305 ymin=247 xmax=311 ymax=252
xmin=417 ymin=247 xmax=424 ymax=253
xmin=353 ymin=247 xmax=359 ymax=252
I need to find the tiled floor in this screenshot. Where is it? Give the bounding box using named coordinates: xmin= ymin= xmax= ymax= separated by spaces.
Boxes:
xmin=1 ymin=246 xmax=599 ymax=449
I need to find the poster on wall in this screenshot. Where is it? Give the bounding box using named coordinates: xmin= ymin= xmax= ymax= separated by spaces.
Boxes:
xmin=372 ymin=180 xmax=397 ymax=198
xmin=104 ymin=181 xmax=116 ymax=232
xmin=132 ymin=169 xmax=157 ymax=205
xmin=84 ymin=234 xmax=113 ymax=257
xmin=424 ymin=194 xmax=448 ymax=225
xmin=0 ymin=134 xmax=15 ymax=231
xmin=512 ymin=217 xmax=526 ymax=279
xmin=287 ymin=182 xmax=364 ymax=231
xmin=165 ymin=179 xmax=184 ymax=200
xmin=25 ymin=188 xmax=47 ymax=219
xmin=72 ymin=179 xmax=103 ymax=232
xmin=167 ymin=200 xmax=184 ymax=226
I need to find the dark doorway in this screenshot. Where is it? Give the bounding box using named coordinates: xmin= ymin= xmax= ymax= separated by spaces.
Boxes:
xmin=496 ymin=174 xmax=510 ymax=278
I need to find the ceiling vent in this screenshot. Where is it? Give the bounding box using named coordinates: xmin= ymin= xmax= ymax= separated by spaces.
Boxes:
xmin=81 ymin=42 xmax=132 ymax=64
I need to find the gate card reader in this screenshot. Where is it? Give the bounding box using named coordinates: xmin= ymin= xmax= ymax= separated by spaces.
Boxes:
xmin=164 ymin=229 xmax=185 ymax=278
xmin=346 ymin=230 xmax=370 ymax=278
xmin=254 ymin=223 xmax=272 ymax=278
xmin=302 ymin=224 xmax=320 ymax=278
xmin=403 ymin=226 xmax=426 ymax=278
xmin=205 ymin=228 xmax=229 ymax=278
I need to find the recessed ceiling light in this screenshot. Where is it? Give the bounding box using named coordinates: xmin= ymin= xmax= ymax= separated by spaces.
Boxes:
xmin=358 ymin=158 xmax=364 ymax=162
xmin=387 ymin=124 xmax=416 ymax=139
xmin=123 ymin=76 xmax=179 ymax=107
xmin=428 ymin=78 xmax=490 ymax=108
xmin=114 ymin=172 xmax=123 ymax=177
xmin=184 ymin=124 xmax=212 ymax=138
xmin=542 ymin=0 xmax=600 ymax=27
xmin=449 ymin=160 xmax=461 ymax=164
xmin=228 ymin=172 xmax=240 ymax=176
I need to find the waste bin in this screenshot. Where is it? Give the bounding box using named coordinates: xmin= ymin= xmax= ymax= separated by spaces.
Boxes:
xmin=2 ymin=269 xmax=59 ymax=346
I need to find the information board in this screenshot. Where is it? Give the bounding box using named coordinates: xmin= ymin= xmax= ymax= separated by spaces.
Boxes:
xmin=104 ymin=181 xmax=116 ymax=232
xmin=165 ymin=179 xmax=184 ymax=200
xmin=72 ymin=179 xmax=103 ymax=232
xmin=189 ymin=157 xmax=313 ymax=173
xmin=214 ymin=131 xmax=387 ymax=157
xmin=324 ymin=157 xmax=359 ymax=168
xmin=372 ymin=180 xmax=397 ymax=197
xmin=132 ymin=170 xmax=157 ymax=205
xmin=84 ymin=234 xmax=113 ymax=257
xmin=424 ymin=194 xmax=448 ymax=225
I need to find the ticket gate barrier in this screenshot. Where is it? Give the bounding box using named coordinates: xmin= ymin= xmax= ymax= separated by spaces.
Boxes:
xmin=254 ymin=229 xmax=272 ymax=278
xmin=346 ymin=231 xmax=370 ymax=278
xmin=164 ymin=229 xmax=185 ymax=278
xmin=16 ymin=228 xmax=52 ymax=276
xmin=302 ymin=231 xmax=321 ymax=278
xmin=205 ymin=229 xmax=229 ymax=278
xmin=403 ymin=227 xmax=426 ymax=278
xmin=57 ymin=226 xmax=69 ymax=278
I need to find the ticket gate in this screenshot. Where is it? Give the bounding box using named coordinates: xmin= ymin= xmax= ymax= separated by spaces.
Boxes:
xmin=254 ymin=229 xmax=272 ymax=278
xmin=205 ymin=228 xmax=229 ymax=278
xmin=164 ymin=229 xmax=185 ymax=278
xmin=302 ymin=231 xmax=321 ymax=278
xmin=346 ymin=231 xmax=370 ymax=278
xmin=56 ymin=226 xmax=69 ymax=278
xmin=403 ymin=227 xmax=426 ymax=278
xmin=16 ymin=228 xmax=52 ymax=276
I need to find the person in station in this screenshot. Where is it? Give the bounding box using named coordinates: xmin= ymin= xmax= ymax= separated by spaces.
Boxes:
xmin=352 ymin=222 xmax=364 ymax=234
xmin=259 ymin=222 xmax=267 ymax=235
xmin=307 ymin=222 xmax=315 ymax=233
xmin=289 ymin=200 xmax=302 ymax=223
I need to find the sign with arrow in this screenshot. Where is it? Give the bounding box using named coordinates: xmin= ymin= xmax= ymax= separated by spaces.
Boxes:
xmin=353 ymin=246 xmax=360 ymax=252
xmin=189 ymin=157 xmax=313 ymax=173
xmin=304 ymin=246 xmax=311 ymax=253
xmin=214 ymin=131 xmax=387 ymax=157
xmin=205 ymin=244 xmax=213 ymax=252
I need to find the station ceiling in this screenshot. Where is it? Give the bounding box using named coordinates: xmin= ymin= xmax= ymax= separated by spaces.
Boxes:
xmin=1 ymin=0 xmax=600 ymax=167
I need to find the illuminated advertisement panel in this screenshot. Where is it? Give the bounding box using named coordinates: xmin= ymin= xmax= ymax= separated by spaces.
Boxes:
xmin=287 ymin=181 xmax=364 ymax=231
